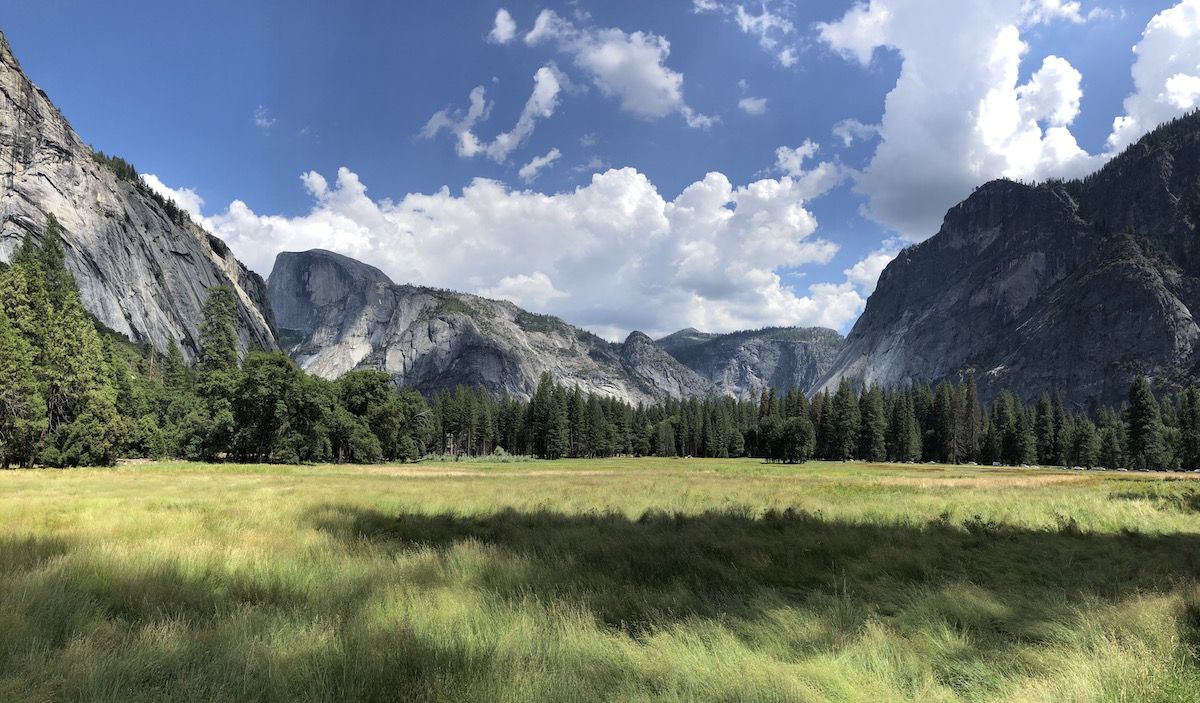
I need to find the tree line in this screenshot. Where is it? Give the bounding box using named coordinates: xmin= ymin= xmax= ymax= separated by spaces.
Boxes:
xmin=424 ymin=372 xmax=1186 ymax=470
xmin=0 ymin=217 xmax=1193 ymax=469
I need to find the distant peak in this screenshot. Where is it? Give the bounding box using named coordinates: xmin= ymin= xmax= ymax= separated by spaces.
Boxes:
xmin=624 ymin=330 xmax=654 ymax=346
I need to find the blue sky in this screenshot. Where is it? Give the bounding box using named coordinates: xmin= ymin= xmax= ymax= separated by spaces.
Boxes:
xmin=4 ymin=1 xmax=1199 ymax=339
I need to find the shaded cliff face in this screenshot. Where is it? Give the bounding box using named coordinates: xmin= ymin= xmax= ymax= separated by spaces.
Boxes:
xmin=818 ymin=111 xmax=1200 ymax=409
xmin=0 ymin=31 xmax=275 ymax=357
xmin=268 ymin=250 xmax=713 ymax=403
xmin=658 ymin=327 xmax=844 ymax=398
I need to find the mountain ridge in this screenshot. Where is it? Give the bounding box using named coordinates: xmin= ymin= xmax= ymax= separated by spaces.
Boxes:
xmin=268 ymin=249 xmax=715 ymax=403
xmin=818 ymin=109 xmax=1200 ymax=408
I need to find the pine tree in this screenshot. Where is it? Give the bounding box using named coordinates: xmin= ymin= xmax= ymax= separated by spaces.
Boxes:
xmin=0 ymin=301 xmax=47 ymax=468
xmin=1125 ymin=376 xmax=1166 ymax=470
xmin=957 ymin=375 xmax=983 ymax=462
xmin=199 ymin=286 xmax=240 ymax=372
xmin=38 ymin=214 xmax=76 ymax=308
xmin=830 ymin=378 xmax=860 ymax=460
xmin=858 ymin=386 xmax=887 ymax=462
xmin=1034 ymin=394 xmax=1056 ymax=465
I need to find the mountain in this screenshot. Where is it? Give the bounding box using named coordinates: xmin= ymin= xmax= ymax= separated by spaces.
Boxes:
xmin=0 ymin=31 xmax=275 ymax=358
xmin=818 ymin=110 xmax=1200 ymax=409
xmin=268 ymin=249 xmax=713 ymax=403
xmin=658 ymin=326 xmax=844 ymax=398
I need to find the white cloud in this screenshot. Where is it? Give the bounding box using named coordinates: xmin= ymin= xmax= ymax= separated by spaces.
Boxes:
xmin=772 ymin=141 xmax=847 ymax=202
xmin=253 ymin=105 xmax=276 ymax=132
xmin=488 ymin=8 xmax=517 ymax=44
xmin=843 ymin=245 xmax=900 ymax=295
xmin=140 ymin=174 xmax=205 ymax=220
xmin=518 ymin=147 xmax=562 ymax=182
xmin=481 ymin=271 xmax=569 ymax=308
xmin=694 ymin=0 xmax=799 ymax=67
xmin=817 ymin=2 xmax=891 ymax=66
xmin=774 ymin=140 xmax=819 ymax=176
xmin=1020 ymin=0 xmax=1107 ymax=25
xmin=1107 ymin=0 xmax=1200 ymax=150
xmin=817 ymin=0 xmax=1101 ymax=239
xmin=831 ymin=118 xmax=880 ymax=146
xmin=738 ymin=96 xmax=768 ymax=115
xmin=421 ymin=65 xmax=563 ymax=162
xmin=524 ymin=9 xmax=716 ymax=128
xmin=191 ymin=164 xmax=861 ymax=337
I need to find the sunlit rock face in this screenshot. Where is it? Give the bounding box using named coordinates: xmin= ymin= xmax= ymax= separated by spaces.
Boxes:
xmin=0 ymin=31 xmax=276 ymax=358
xmin=819 ymin=112 xmax=1200 ymax=409
xmin=269 ymin=249 xmax=714 ymax=403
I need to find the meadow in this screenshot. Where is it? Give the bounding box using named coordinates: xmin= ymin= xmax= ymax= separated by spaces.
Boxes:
xmin=1 ymin=458 xmax=1198 ymax=702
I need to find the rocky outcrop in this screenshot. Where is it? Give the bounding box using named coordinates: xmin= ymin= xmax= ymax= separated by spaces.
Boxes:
xmin=0 ymin=30 xmax=275 ymax=358
xmin=269 ymin=249 xmax=713 ymax=403
xmin=658 ymin=326 xmax=844 ymax=398
xmin=818 ymin=110 xmax=1200 ymax=409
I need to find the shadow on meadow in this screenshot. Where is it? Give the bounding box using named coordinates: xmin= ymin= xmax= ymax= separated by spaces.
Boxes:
xmin=3 ymin=507 xmax=1200 ymax=701
xmin=308 ymin=504 xmax=1200 ymax=651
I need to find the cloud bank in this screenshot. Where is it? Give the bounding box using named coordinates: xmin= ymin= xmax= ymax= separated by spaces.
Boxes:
xmin=165 ymin=155 xmax=870 ymax=339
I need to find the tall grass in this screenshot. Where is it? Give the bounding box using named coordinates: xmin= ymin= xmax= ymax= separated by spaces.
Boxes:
xmin=0 ymin=459 xmax=1197 ymax=701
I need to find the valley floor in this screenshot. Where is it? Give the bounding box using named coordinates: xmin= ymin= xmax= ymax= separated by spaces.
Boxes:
xmin=1 ymin=458 xmax=1198 ymax=702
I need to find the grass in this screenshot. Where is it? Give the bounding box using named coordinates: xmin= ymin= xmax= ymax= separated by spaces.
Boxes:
xmin=1 ymin=458 xmax=1198 ymax=702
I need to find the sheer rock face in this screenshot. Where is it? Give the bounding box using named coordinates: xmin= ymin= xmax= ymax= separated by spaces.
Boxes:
xmin=0 ymin=31 xmax=275 ymax=358
xmin=268 ymin=250 xmax=713 ymax=403
xmin=657 ymin=327 xmax=844 ymax=398
xmin=818 ymin=111 xmax=1200 ymax=409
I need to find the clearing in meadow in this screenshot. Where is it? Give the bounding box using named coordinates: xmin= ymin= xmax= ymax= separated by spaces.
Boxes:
xmin=1 ymin=458 xmax=1198 ymax=702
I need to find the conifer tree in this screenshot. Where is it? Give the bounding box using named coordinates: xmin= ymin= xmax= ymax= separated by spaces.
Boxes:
xmin=199 ymin=286 xmax=239 ymax=372
xmin=0 ymin=302 xmax=46 ymax=468
xmin=858 ymin=386 xmax=887 ymax=462
xmin=1125 ymin=376 xmax=1166 ymax=470
xmin=830 ymin=378 xmax=860 ymax=460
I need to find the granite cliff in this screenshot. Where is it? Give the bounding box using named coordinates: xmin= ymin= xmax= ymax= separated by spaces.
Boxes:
xmin=268 ymin=249 xmax=712 ymax=403
xmin=0 ymin=31 xmax=275 ymax=358
xmin=818 ymin=110 xmax=1200 ymax=409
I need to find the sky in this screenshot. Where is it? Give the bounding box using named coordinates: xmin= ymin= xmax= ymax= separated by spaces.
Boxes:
xmin=5 ymin=0 xmax=1200 ymax=340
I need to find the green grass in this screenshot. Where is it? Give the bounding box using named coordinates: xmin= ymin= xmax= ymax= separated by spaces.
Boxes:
xmin=1 ymin=458 xmax=1198 ymax=702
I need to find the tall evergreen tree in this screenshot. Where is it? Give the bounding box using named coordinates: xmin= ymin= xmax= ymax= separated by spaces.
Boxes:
xmin=858 ymin=386 xmax=887 ymax=462
xmin=830 ymin=378 xmax=860 ymax=461
xmin=1125 ymin=376 xmax=1166 ymax=470
xmin=0 ymin=302 xmax=46 ymax=468
xmin=199 ymin=286 xmax=240 ymax=372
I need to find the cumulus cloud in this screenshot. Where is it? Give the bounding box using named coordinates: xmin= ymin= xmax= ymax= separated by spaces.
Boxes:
xmin=188 ymin=165 xmax=861 ymax=337
xmin=817 ymin=0 xmax=1102 ymax=239
xmin=831 ymin=118 xmax=880 ymax=146
xmin=693 ymin=0 xmax=799 ymax=67
xmin=843 ymin=245 xmax=901 ymax=295
xmin=518 ymin=147 xmax=562 ymax=182
xmin=421 ymin=65 xmax=563 ymax=162
xmin=738 ymin=96 xmax=768 ymax=115
xmin=140 ymin=174 xmax=205 ymax=220
xmin=771 ymin=140 xmax=847 ymax=200
xmin=488 ymin=8 xmax=517 ymax=44
xmin=1108 ymin=0 xmax=1200 ymax=150
xmin=524 ymin=9 xmax=715 ymax=128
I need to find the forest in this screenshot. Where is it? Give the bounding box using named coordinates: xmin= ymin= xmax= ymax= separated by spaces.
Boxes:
xmin=0 ymin=216 xmax=1192 ymax=470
